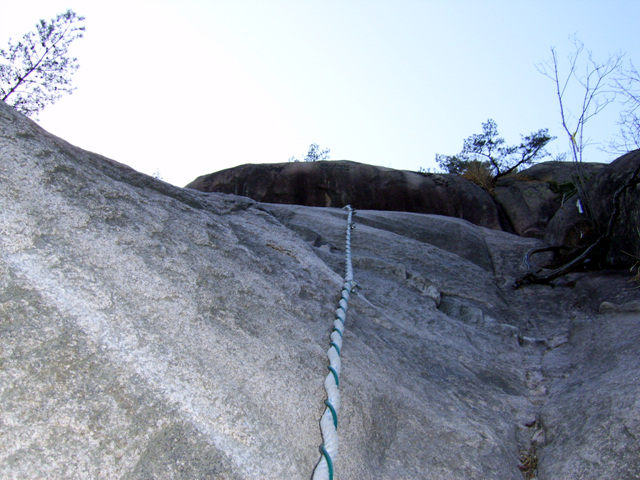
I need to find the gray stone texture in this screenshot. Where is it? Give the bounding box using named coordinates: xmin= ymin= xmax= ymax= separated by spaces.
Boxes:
xmin=493 ymin=161 xmax=605 ymax=238
xmin=545 ymin=150 xmax=640 ymax=267
xmin=1 ymin=100 xmax=639 ymax=479
xmin=186 ymin=161 xmax=513 ymax=232
xmin=188 ymin=157 xmax=640 ymax=272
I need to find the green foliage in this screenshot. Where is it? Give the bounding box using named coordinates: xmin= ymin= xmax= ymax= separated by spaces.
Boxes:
xmin=0 ymin=10 xmax=85 ymax=117
xmin=436 ymin=119 xmax=554 ymax=181
xmin=288 ymin=143 xmax=331 ymax=162
xmin=435 ymin=154 xmax=467 ymax=175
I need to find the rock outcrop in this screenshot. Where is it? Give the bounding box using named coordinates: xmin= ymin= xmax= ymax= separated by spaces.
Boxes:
xmin=185 ymin=160 xmax=615 ymax=240
xmin=544 ymin=150 xmax=640 ymax=267
xmin=1 ymin=100 xmax=639 ymax=479
xmin=188 ymin=156 xmax=640 ymax=273
xmin=186 ymin=161 xmax=513 ymax=232
xmin=493 ymin=161 xmax=605 ymax=238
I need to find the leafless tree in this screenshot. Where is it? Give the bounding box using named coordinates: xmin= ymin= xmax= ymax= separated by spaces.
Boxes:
xmin=537 ymin=37 xmax=624 ymax=218
xmin=610 ymin=61 xmax=640 ymax=152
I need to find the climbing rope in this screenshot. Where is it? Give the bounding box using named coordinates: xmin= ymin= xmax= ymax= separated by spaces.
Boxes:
xmin=312 ymin=205 xmax=357 ymax=480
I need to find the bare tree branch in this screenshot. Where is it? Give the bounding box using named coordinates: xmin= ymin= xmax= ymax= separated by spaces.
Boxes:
xmin=609 ymin=61 xmax=640 ymax=152
xmin=537 ymin=36 xmax=624 ymax=226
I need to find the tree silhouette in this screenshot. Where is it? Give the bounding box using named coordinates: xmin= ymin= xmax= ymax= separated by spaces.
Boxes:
xmin=437 ymin=119 xmax=554 ymax=181
xmin=0 ymin=10 xmax=85 ymax=117
xmin=288 ymin=143 xmax=331 ymax=162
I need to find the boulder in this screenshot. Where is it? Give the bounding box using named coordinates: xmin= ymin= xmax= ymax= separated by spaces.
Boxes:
xmin=589 ymin=150 xmax=640 ymax=265
xmin=493 ymin=161 xmax=605 ymax=238
xmin=186 ymin=161 xmax=513 ymax=232
xmin=544 ymin=150 xmax=640 ymax=267
xmin=1 ymin=100 xmax=638 ymax=479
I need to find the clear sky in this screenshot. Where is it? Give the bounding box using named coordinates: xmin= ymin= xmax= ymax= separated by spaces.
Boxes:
xmin=2 ymin=0 xmax=639 ymax=186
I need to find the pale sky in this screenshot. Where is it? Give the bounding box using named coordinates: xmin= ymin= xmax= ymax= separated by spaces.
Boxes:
xmin=2 ymin=0 xmax=639 ymax=186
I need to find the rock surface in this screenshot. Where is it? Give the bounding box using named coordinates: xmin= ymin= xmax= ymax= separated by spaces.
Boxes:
xmin=544 ymin=150 xmax=640 ymax=267
xmin=539 ymin=310 xmax=640 ymax=480
xmin=1 ymin=100 xmax=639 ymax=479
xmin=186 ymin=160 xmax=614 ymax=240
xmin=493 ymin=161 xmax=605 ymax=238
xmin=188 ymin=157 xmax=640 ymax=273
xmin=186 ymin=161 xmax=513 ymax=232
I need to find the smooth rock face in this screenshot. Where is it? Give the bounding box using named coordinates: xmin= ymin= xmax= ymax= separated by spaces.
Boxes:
xmin=1 ymin=100 xmax=639 ymax=479
xmin=539 ymin=311 xmax=640 ymax=480
xmin=186 ymin=161 xmax=513 ymax=232
xmin=186 ymin=158 xmax=640 ymax=271
xmin=186 ymin=160 xmax=615 ymax=240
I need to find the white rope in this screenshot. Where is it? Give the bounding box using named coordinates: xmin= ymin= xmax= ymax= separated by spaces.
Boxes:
xmin=312 ymin=205 xmax=357 ymax=480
